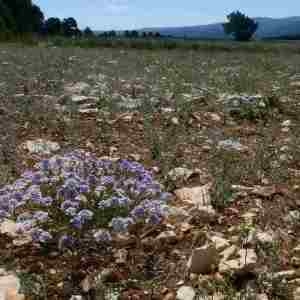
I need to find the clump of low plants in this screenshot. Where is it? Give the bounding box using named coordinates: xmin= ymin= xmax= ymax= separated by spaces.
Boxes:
xmin=0 ymin=150 xmax=170 ymax=249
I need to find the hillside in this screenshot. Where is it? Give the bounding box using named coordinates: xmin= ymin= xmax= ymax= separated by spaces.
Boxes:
xmin=140 ymin=16 xmax=300 ymax=39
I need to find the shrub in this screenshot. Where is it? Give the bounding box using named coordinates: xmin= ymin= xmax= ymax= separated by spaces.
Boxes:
xmin=0 ymin=150 xmax=170 ymax=249
xmin=223 ymin=11 xmax=258 ymax=41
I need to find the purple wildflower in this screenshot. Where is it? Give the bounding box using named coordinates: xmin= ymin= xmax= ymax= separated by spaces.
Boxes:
xmin=94 ymin=229 xmax=112 ymax=243
xmin=70 ymin=216 xmax=84 ymax=229
xmin=110 ymin=217 xmax=134 ymax=232
xmin=40 ymin=196 xmax=54 ymax=206
xmin=77 ymin=209 xmax=94 ymax=220
xmin=16 ymin=220 xmax=36 ymax=234
xmin=31 ymin=229 xmax=52 ymax=243
xmin=33 ymin=211 xmax=49 ymax=223
xmin=58 ymin=234 xmax=75 ymax=250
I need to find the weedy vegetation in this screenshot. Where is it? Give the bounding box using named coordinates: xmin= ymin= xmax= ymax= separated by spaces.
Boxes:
xmin=0 ymin=42 xmax=300 ymax=299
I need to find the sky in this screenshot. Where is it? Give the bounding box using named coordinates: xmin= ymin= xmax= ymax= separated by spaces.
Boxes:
xmin=34 ymin=0 xmax=300 ymax=30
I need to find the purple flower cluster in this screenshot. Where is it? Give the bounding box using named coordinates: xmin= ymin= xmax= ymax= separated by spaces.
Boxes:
xmin=0 ymin=150 xmax=170 ymax=247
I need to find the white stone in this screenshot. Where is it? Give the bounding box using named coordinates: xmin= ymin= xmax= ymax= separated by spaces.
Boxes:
xmin=290 ymin=81 xmax=300 ymax=88
xmin=255 ymin=294 xmax=269 ymax=300
xmin=281 ymin=127 xmax=290 ymax=133
xmin=251 ymin=185 xmax=276 ymax=198
xmin=78 ymin=108 xmax=98 ymax=114
xmin=294 ymin=287 xmax=300 ymax=300
xmin=209 ymin=113 xmax=222 ymax=122
xmin=171 ymin=117 xmax=180 ymax=125
xmin=70 ymin=296 xmax=83 ymax=300
xmin=281 ymin=120 xmax=292 ymax=127
xmin=273 ymin=270 xmax=300 ymax=280
xmin=176 ymin=286 xmax=195 ymax=300
xmin=0 ymin=220 xmax=18 ymax=237
xmin=220 ymin=245 xmax=238 ymax=261
xmin=187 ymin=244 xmax=219 ymax=274
xmin=218 ymin=139 xmax=248 ymax=152
xmin=155 ymin=231 xmax=177 ymax=243
xmin=0 ymin=274 xmax=24 ymax=300
xmin=167 ymin=168 xmax=194 ymax=183
xmin=256 ymin=231 xmax=275 ymax=245
xmin=219 ymin=249 xmax=257 ymax=274
xmin=64 ymin=82 xmax=90 ymax=95
xmin=175 ymin=185 xmax=211 ymax=207
xmin=210 ymin=236 xmax=230 ymax=252
xmin=114 ymin=249 xmax=128 ymax=265
xmin=71 ymin=95 xmax=97 ymax=104
xmin=24 ymin=139 xmax=60 ymax=155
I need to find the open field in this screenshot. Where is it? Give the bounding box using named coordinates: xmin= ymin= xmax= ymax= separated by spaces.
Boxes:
xmin=1 ymin=44 xmax=300 ymax=299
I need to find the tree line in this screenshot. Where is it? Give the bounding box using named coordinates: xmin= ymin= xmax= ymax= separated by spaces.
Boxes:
xmin=0 ymin=0 xmax=91 ymax=38
xmin=0 ymin=0 xmax=162 ymax=40
xmin=0 ymin=0 xmax=259 ymax=42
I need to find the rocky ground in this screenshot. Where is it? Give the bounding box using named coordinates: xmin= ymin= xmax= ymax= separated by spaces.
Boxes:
xmin=1 ymin=45 xmax=300 ymax=299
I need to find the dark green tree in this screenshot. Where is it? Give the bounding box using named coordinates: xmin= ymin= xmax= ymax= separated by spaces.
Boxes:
xmin=223 ymin=11 xmax=258 ymax=41
xmin=131 ymin=30 xmax=139 ymax=38
xmin=0 ymin=0 xmax=15 ymax=33
xmin=62 ymin=17 xmax=79 ymax=37
xmin=31 ymin=4 xmax=44 ymax=33
xmin=0 ymin=0 xmax=44 ymax=34
xmin=44 ymin=17 xmax=61 ymax=35
xmin=3 ymin=0 xmax=34 ymax=33
xmin=83 ymin=26 xmax=94 ymax=37
xmin=109 ymin=30 xmax=116 ymax=37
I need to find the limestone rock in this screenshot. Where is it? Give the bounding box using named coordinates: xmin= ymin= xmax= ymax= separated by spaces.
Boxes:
xmin=114 ymin=249 xmax=128 ymax=265
xmin=175 ymin=185 xmax=211 ymax=207
xmin=256 ymin=231 xmax=275 ymax=245
xmin=220 ymin=245 xmax=238 ymax=261
xmin=70 ymin=296 xmax=83 ymax=300
xmin=251 ymin=186 xmax=276 ymax=198
xmin=210 ymin=236 xmax=230 ymax=252
xmin=171 ymin=117 xmax=179 ymax=125
xmin=78 ymin=108 xmax=98 ymax=114
xmin=219 ymin=249 xmax=258 ymax=275
xmin=167 ymin=168 xmax=195 ymax=184
xmin=255 ymin=294 xmax=269 ymax=300
xmin=0 ymin=220 xmax=18 ymax=237
xmin=218 ymin=139 xmax=248 ymax=152
xmin=0 ymin=274 xmax=24 ymax=300
xmin=176 ymin=286 xmax=195 ymax=300
xmin=64 ymin=82 xmax=90 ymax=95
xmin=294 ymin=287 xmax=300 ymax=300
xmin=70 ymin=95 xmax=94 ymax=104
xmin=208 ymin=113 xmax=222 ymax=122
xmin=187 ymin=244 xmax=219 ymax=274
xmin=273 ymin=270 xmax=300 ymax=280
xmin=23 ymin=139 xmax=60 ymax=155
xmin=282 ymin=120 xmax=292 ymax=127
xmin=155 ymin=231 xmax=177 ymax=243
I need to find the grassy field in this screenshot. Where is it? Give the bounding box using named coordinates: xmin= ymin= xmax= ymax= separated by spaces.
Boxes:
xmin=1 ymin=43 xmax=300 ymax=299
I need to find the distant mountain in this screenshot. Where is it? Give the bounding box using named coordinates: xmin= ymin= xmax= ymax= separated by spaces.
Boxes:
xmin=140 ymin=16 xmax=300 ymax=39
